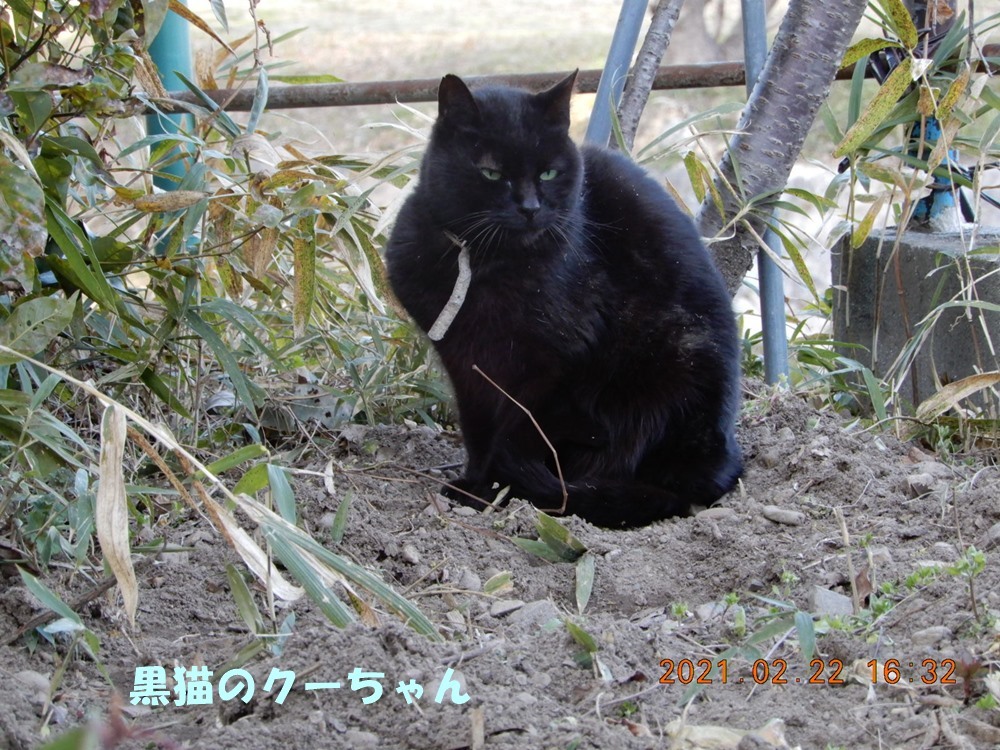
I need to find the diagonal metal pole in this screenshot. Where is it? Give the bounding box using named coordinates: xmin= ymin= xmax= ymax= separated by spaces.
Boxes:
xmin=585 ymin=0 xmax=647 ymax=146
xmin=742 ymin=0 xmax=790 ymax=385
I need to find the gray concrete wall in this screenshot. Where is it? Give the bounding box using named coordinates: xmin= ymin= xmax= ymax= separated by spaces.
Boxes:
xmin=832 ymin=229 xmax=1000 ymax=412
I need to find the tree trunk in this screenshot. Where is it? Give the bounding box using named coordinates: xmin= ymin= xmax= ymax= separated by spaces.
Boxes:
xmin=696 ymin=0 xmax=869 ymax=296
xmin=615 ymin=0 xmax=686 ymax=152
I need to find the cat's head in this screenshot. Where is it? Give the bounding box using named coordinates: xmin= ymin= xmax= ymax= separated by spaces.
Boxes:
xmin=420 ymin=72 xmax=583 ymax=248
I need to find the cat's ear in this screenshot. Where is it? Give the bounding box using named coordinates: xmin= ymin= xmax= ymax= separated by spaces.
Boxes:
xmin=438 ymin=74 xmax=480 ymax=128
xmin=536 ymin=70 xmax=577 ymax=129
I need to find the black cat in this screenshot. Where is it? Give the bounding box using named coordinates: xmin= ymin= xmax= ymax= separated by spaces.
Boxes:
xmin=385 ymin=72 xmax=742 ymax=528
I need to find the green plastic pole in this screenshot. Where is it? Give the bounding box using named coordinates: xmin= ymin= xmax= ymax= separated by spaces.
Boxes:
xmin=146 ymin=0 xmax=193 ymax=191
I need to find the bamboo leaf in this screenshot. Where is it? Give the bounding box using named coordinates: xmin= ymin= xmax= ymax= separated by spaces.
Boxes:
xmin=267 ymin=464 xmax=297 ymax=524
xmin=167 ymin=0 xmax=234 ymax=53
xmin=0 ymin=151 xmax=46 ymax=284
xmin=0 ymin=295 xmax=76 ymax=365
xmin=246 ymin=67 xmax=269 ymax=134
xmin=511 ymin=537 xmax=565 ymax=563
xmin=19 ymin=568 xmax=83 ymax=626
xmin=184 ymin=309 xmax=260 ymax=416
xmin=535 ymin=511 xmax=586 ymax=562
xmin=132 ymin=190 xmax=207 ymax=213
xmin=330 ymin=492 xmax=351 ymax=546
xmin=683 ymin=151 xmax=708 ymax=204
xmin=834 ymin=56 xmax=913 ymax=158
xmin=96 ymin=405 xmax=138 ymax=624
xmin=293 ymin=219 xmax=316 ymax=339
xmin=915 ymin=373 xmax=1000 ymax=422
xmin=576 ymin=552 xmax=595 ymax=615
xmin=878 ymin=0 xmax=919 ymax=49
xmin=841 ymin=38 xmax=900 ymax=69
xmin=226 ymin=563 xmax=264 ymax=634
xmin=851 ymin=193 xmax=889 ymax=249
xmin=209 ymin=0 xmax=228 ymax=32
xmin=565 ymin=619 xmax=598 ymax=653
xmin=203 ymin=444 xmax=269 ymax=477
xmin=794 ymin=610 xmax=816 ymax=662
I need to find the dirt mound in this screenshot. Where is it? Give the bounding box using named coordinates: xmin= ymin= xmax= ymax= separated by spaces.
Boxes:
xmin=2 ymin=386 xmax=999 ymax=749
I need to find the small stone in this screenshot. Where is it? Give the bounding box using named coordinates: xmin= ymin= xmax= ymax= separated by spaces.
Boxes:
xmin=515 ymin=691 xmax=538 ymax=705
xmin=759 ymin=448 xmax=783 ymax=469
xmin=911 ymin=625 xmax=952 ymax=647
xmin=425 ymin=668 xmax=468 ymax=701
xmin=868 ymin=546 xmax=893 ymax=565
xmin=490 ymin=599 xmax=525 ymax=618
xmin=401 ymin=543 xmax=421 ymax=565
xmin=343 ymin=730 xmax=379 ymax=748
xmin=509 ymin=599 xmax=560 ymax=629
xmin=906 ymin=473 xmax=938 ymax=497
xmin=931 ymin=542 xmax=959 ymax=561
xmin=762 ymin=505 xmax=806 ymax=526
xmin=777 ymin=427 xmax=795 ymax=442
xmin=981 ymin=522 xmax=1000 ymax=551
xmin=456 ymin=567 xmax=482 ymax=592
xmin=811 ymin=586 xmax=853 ymax=617
xmin=695 ymin=602 xmax=726 ymax=621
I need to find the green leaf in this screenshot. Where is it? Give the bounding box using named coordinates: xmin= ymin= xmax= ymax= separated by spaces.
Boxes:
xmin=262 ymin=521 xmax=441 ymax=640
xmin=575 ymin=552 xmax=595 ymax=615
xmin=841 ymin=38 xmax=900 ymax=69
xmin=226 ymin=563 xmax=264 ymax=634
xmin=330 ymin=492 xmax=351 ymax=546
xmin=172 ymin=72 xmax=241 ymax=139
xmin=834 ymin=56 xmax=913 ymax=158
xmin=204 ymin=444 xmax=270 ymax=477
xmin=209 ymin=0 xmax=228 ymax=32
xmin=246 ymin=67 xmax=269 ymax=134
xmin=269 ymin=74 xmax=345 ymax=85
xmin=794 ymin=610 xmax=816 ymax=662
xmin=483 ymin=571 xmax=513 ymax=595
xmin=0 ymin=295 xmax=76 ymax=365
xmin=293 ymin=218 xmax=316 ymax=339
xmin=184 ymin=309 xmax=260 ymax=416
xmin=535 ymin=511 xmax=586 ymax=562
xmin=0 ymin=152 xmax=46 ymax=285
xmin=233 ymin=462 xmax=270 ymax=496
xmin=565 ymin=619 xmax=598 ymax=654
xmin=511 ymin=537 xmax=565 ymax=563
xmin=19 ymin=567 xmax=83 ymax=626
xmin=264 ymin=530 xmax=355 ymax=628
xmin=878 ymin=0 xmax=919 ymax=49
xmin=267 ymin=464 xmax=297 ymax=524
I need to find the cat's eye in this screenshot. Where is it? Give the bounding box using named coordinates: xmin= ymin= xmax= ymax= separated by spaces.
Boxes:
xmin=480 ymin=167 xmax=503 ymax=181
xmin=539 ymin=169 xmax=559 ymax=181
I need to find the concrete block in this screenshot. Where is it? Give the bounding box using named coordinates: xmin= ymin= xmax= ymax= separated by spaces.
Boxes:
xmin=832 ymin=229 xmax=1000 ymax=411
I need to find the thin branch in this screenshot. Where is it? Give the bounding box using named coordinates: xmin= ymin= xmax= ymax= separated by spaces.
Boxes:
xmin=471 ymin=365 xmax=569 ymax=514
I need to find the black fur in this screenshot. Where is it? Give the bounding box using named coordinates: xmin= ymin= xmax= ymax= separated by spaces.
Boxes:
xmin=385 ymin=72 xmax=742 ymax=528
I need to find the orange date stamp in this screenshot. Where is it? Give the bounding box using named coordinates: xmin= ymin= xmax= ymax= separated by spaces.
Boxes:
xmin=658 ymin=658 xmax=959 ymax=686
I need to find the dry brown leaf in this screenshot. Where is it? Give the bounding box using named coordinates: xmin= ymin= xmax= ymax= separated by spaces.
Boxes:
xmin=96 ymin=405 xmax=138 ymax=625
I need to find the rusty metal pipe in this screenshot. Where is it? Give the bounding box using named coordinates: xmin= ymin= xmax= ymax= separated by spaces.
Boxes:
xmin=162 ymin=46 xmax=999 ymax=113
xmin=165 ymin=62 xmax=751 ymax=112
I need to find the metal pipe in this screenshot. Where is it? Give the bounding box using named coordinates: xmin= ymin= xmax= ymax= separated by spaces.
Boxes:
xmin=584 ymin=0 xmax=648 ymax=145
xmin=741 ymin=0 xmax=790 ymax=386
xmin=164 ymin=62 xmax=751 ymax=113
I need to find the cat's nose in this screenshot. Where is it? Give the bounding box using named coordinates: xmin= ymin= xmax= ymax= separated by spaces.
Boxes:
xmin=518 ymin=198 xmax=541 ymax=222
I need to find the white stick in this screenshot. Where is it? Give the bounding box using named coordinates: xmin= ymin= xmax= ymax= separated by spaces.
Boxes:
xmin=428 ymin=231 xmax=473 ymax=341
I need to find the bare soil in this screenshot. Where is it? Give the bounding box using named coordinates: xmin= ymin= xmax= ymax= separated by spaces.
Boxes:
xmin=2 ymin=384 xmax=999 ymax=749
